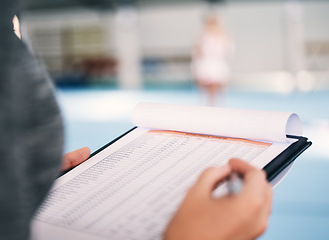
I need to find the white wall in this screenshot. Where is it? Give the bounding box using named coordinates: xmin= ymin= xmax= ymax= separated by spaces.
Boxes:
xmin=139 ymin=2 xmax=208 ymax=57
xmin=304 ymin=1 xmax=329 ymax=41
xmin=225 ymin=1 xmax=286 ymax=72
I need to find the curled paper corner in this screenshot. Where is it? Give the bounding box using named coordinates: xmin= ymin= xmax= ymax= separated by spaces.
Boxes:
xmin=286 ymin=113 xmax=303 ymax=141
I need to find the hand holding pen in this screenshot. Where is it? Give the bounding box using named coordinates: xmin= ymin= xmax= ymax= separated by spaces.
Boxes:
xmin=164 ymin=158 xmax=273 ymax=240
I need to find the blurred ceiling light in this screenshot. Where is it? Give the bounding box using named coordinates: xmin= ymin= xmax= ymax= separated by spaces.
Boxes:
xmin=275 ymin=71 xmax=295 ymax=94
xmin=296 ymin=70 xmax=315 ymax=92
xmin=13 ymin=15 xmax=21 ymax=39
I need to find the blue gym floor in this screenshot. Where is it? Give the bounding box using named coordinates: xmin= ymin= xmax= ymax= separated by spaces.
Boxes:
xmin=56 ymin=87 xmax=329 ymax=240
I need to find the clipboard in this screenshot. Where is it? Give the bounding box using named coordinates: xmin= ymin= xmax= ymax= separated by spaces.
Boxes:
xmin=36 ymin=125 xmax=311 ymax=240
xmin=39 ymin=103 xmax=312 ymax=240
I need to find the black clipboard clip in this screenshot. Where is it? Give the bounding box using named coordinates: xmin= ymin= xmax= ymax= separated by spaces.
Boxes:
xmin=264 ymin=135 xmax=312 ymax=182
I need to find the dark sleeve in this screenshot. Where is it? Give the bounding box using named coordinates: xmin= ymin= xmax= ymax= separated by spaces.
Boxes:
xmin=0 ymin=1 xmax=64 ymax=239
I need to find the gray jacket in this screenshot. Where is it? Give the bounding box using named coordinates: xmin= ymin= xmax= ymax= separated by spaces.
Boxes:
xmin=0 ymin=1 xmax=64 ymax=239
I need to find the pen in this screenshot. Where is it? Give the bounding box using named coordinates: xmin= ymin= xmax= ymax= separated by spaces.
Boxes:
xmin=212 ymin=171 xmax=244 ymax=198
xmin=227 ymin=172 xmax=244 ymax=195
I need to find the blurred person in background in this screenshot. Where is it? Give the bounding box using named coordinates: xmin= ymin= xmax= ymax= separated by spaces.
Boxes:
xmin=192 ymin=13 xmax=233 ymax=107
xmin=1 ymin=1 xmax=271 ymax=240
